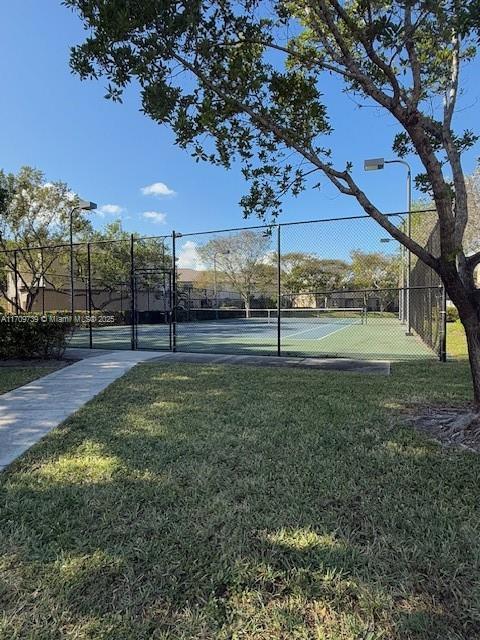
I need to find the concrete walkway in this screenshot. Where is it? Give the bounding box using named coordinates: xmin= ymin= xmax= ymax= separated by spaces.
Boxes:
xmin=0 ymin=351 xmax=161 ymax=471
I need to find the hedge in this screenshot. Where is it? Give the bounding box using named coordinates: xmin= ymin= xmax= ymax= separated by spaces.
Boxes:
xmin=0 ymin=315 xmax=73 ymax=359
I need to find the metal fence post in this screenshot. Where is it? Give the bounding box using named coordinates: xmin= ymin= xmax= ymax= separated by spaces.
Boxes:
xmin=87 ymin=243 xmax=93 ymax=349
xmin=40 ymin=247 xmax=45 ymax=315
xmin=168 ymin=270 xmax=173 ymax=350
xmin=70 ymin=212 xmax=75 ymax=319
xmin=277 ymin=224 xmax=281 ymax=357
xmin=13 ymin=250 xmax=19 ymax=313
xmin=440 ymin=285 xmax=447 ymax=362
xmin=130 ymin=234 xmax=136 ymax=350
xmin=172 ymin=231 xmax=177 ymax=352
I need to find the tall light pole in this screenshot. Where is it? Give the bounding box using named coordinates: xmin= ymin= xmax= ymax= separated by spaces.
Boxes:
xmin=380 ymin=236 xmax=406 ymax=322
xmin=70 ymin=199 xmax=97 ymax=318
xmin=364 ymin=157 xmax=412 ymax=334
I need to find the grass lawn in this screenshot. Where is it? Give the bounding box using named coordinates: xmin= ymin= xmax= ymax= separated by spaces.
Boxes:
xmin=1 ymin=361 xmax=479 ymax=639
xmin=447 ymin=320 xmax=468 ymax=359
xmin=0 ymin=364 xmax=65 ymax=395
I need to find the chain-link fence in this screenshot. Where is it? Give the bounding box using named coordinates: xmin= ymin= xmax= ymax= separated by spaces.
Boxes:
xmin=172 ymin=226 xmax=278 ymax=354
xmin=133 ymin=236 xmax=172 ymax=350
xmin=409 ymin=215 xmax=446 ymax=359
xmin=0 ymin=210 xmax=447 ymax=360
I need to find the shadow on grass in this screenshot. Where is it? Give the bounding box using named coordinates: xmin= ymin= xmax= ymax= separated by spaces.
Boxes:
xmin=0 ymin=360 xmax=478 ymax=639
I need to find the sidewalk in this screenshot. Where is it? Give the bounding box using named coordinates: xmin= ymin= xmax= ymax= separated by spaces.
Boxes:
xmin=0 ymin=351 xmax=161 ymax=471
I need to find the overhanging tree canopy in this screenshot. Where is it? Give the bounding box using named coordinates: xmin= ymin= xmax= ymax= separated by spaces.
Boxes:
xmin=65 ymin=0 xmax=480 ymax=402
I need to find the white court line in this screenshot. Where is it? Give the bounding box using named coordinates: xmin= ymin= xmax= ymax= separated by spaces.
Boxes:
xmin=315 ymin=323 xmax=354 ymax=342
xmin=281 ymin=325 xmax=326 ymax=338
xmin=281 ymin=322 xmax=356 ymax=340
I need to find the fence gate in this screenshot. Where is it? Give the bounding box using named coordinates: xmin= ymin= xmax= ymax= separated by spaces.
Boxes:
xmin=133 ymin=268 xmax=173 ymax=351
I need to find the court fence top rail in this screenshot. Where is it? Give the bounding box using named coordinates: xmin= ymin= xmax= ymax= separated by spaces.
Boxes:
xmin=0 ymin=208 xmax=436 ymax=255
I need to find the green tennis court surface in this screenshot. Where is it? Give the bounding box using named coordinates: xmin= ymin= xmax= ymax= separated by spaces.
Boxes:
xmin=69 ymin=311 xmax=436 ymax=360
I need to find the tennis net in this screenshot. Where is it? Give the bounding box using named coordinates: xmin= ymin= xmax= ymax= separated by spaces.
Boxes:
xmin=177 ymin=307 xmax=367 ymax=324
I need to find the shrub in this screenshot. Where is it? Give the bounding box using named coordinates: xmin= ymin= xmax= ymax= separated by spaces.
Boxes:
xmin=0 ymin=315 xmax=73 ymax=359
xmin=446 ymin=306 xmax=460 ymax=323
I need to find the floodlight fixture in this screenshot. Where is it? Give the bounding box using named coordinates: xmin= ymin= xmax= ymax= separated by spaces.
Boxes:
xmin=364 ymin=158 xmax=385 ymax=171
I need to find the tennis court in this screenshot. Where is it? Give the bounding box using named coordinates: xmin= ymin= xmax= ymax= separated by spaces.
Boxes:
xmin=69 ymin=307 xmax=436 ymax=360
xmin=5 ymin=211 xmax=445 ymax=362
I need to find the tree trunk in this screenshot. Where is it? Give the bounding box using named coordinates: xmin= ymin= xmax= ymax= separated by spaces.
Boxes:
xmin=442 ymin=268 xmax=480 ymax=407
xmin=242 ymin=294 xmax=251 ymax=318
xmin=459 ymin=312 xmax=480 ymax=408
xmin=25 ymin=289 xmax=38 ymax=313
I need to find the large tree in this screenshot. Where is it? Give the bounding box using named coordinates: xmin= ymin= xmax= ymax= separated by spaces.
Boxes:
xmin=76 ymin=220 xmax=170 ymax=311
xmin=350 ymin=249 xmax=401 ymax=311
xmin=0 ymin=166 xmax=91 ymax=312
xmin=197 ymin=230 xmax=272 ymax=315
xmin=65 ymin=0 xmax=480 ymax=403
xmin=281 ymin=253 xmax=350 ymax=294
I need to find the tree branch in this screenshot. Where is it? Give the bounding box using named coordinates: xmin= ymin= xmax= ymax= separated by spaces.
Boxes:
xmin=444 ymin=27 xmax=460 ymax=129
xmin=320 ymin=166 xmax=439 ymax=270
xmin=441 ymin=26 xmax=469 ymax=247
xmin=404 ymin=2 xmax=422 ymax=105
xmin=467 ymin=251 xmax=480 ymax=269
xmin=170 ymin=50 xmax=437 ymax=269
xmin=301 ymin=0 xmax=458 ymax=245
xmin=323 ymin=0 xmax=402 ymax=103
xmin=217 ymin=38 xmax=360 ymax=82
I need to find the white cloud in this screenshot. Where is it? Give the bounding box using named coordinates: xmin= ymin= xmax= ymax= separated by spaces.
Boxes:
xmin=143 ymin=210 xmax=167 ymax=225
xmin=177 ymin=240 xmax=205 ymax=269
xmin=97 ymin=203 xmax=125 ymax=216
xmin=141 ymin=182 xmax=176 ymax=197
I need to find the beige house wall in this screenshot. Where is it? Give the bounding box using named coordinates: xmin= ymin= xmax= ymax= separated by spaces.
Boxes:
xmin=29 ymin=288 xmax=169 ymax=313
xmin=3 ymin=271 xmax=168 ymax=314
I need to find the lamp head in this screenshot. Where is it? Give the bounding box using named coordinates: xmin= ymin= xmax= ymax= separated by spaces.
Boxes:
xmin=77 ymin=199 xmax=97 ymax=211
xmin=364 ymin=158 xmax=385 ymax=171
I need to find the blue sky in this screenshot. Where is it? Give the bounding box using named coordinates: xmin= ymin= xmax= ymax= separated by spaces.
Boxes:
xmin=1 ymin=0 xmax=479 ymax=261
